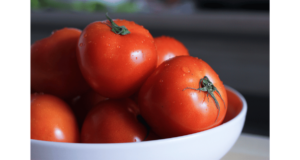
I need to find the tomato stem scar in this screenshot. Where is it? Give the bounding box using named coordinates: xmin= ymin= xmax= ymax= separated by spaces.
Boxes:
xmin=105 ymin=13 xmax=130 ymax=35
xmin=183 ymin=76 xmax=225 ymax=122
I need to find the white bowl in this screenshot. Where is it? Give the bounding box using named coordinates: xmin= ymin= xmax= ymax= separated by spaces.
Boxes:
xmin=31 ymin=85 xmax=247 ymax=160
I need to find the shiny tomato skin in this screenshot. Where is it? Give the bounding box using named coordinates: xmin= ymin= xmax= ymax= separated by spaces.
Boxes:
xmin=31 ymin=28 xmax=90 ymax=99
xmin=155 ymin=36 xmax=189 ymax=67
xmin=77 ymin=20 xmax=157 ymax=99
xmin=31 ymin=93 xmax=80 ymax=143
xmin=138 ymin=56 xmax=228 ymax=138
xmin=81 ymin=99 xmax=147 ymax=143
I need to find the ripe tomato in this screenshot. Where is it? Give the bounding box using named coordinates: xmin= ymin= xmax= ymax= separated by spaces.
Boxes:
xmin=144 ymin=131 xmax=160 ymax=141
xmin=154 ymin=36 xmax=189 ymax=67
xmin=31 ymin=93 xmax=80 ymax=143
xmin=138 ymin=56 xmax=228 ymax=138
xmin=69 ymin=90 xmax=108 ymax=129
xmin=81 ymin=99 xmax=147 ymax=143
xmin=222 ymin=88 xmax=243 ymax=123
xmin=31 ymin=28 xmax=90 ymax=99
xmin=77 ymin=14 xmax=157 ymax=99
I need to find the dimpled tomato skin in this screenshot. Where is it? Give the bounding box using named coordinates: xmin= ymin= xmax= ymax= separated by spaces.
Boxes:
xmin=81 ymin=99 xmax=147 ymax=143
xmin=31 ymin=93 xmax=80 ymax=143
xmin=77 ymin=19 xmax=157 ymax=99
xmin=138 ymin=56 xmax=228 ymax=138
xmin=31 ymin=28 xmax=90 ymax=99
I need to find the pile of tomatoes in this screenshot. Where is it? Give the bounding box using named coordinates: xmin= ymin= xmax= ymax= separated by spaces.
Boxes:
xmin=31 ymin=14 xmax=228 ymax=143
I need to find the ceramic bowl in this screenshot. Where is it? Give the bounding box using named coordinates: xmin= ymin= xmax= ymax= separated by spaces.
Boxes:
xmin=31 ymin=85 xmax=247 ymax=160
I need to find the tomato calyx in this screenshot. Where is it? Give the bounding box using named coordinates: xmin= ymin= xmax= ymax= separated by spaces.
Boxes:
xmin=183 ymin=76 xmax=225 ymax=122
xmin=105 ymin=13 xmax=130 ymax=35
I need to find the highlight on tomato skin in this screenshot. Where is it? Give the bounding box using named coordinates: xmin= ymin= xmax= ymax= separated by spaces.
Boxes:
xmin=154 ymin=36 xmax=190 ymax=67
xmin=138 ymin=56 xmax=228 ymax=139
xmin=31 ymin=93 xmax=80 ymax=143
xmin=76 ymin=15 xmax=158 ymax=99
xmin=81 ymin=99 xmax=148 ymax=143
xmin=31 ymin=28 xmax=91 ymax=99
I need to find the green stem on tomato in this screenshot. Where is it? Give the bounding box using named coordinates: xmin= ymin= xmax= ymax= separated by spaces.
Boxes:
xmin=105 ymin=13 xmax=130 ymax=35
xmin=183 ymin=76 xmax=225 ymax=122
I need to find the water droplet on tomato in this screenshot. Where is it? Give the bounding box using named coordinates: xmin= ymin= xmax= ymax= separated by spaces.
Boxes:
xmin=133 ymin=137 xmax=141 ymax=142
xmin=183 ymin=74 xmax=185 ymax=76
xmin=165 ymin=64 xmax=169 ymax=66
xmin=159 ymin=79 xmax=163 ymax=83
xmin=106 ymin=43 xmax=110 ymax=46
xmin=136 ymin=57 xmax=138 ymax=59
xmin=79 ymin=43 xmax=83 ymax=47
xmin=117 ymin=45 xmax=120 ymax=48
xmin=182 ymin=67 xmax=190 ymax=73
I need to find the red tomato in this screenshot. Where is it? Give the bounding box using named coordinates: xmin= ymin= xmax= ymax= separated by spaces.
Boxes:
xmin=77 ymin=15 xmax=157 ymax=99
xmin=81 ymin=99 xmax=147 ymax=143
xmin=31 ymin=28 xmax=90 ymax=99
xmin=138 ymin=56 xmax=228 ymax=138
xmin=31 ymin=93 xmax=80 ymax=143
xmin=144 ymin=131 xmax=160 ymax=141
xmin=69 ymin=90 xmax=108 ymax=129
xmin=130 ymin=91 xmax=139 ymax=105
xmin=155 ymin=36 xmax=189 ymax=67
xmin=222 ymin=88 xmax=243 ymax=124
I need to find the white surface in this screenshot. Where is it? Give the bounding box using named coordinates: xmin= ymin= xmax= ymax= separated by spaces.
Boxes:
xmin=222 ymin=133 xmax=269 ymax=160
xmin=31 ymin=86 xmax=247 ymax=160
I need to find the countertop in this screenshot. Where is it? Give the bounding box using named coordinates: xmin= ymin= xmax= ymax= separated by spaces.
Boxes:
xmin=222 ymin=133 xmax=269 ymax=160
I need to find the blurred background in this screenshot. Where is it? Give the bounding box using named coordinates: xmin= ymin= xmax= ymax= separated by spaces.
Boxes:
xmin=31 ymin=0 xmax=269 ymax=136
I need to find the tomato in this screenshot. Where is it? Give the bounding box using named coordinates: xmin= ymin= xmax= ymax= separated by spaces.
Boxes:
xmin=81 ymin=99 xmax=147 ymax=143
xmin=69 ymin=89 xmax=108 ymax=129
xmin=154 ymin=36 xmax=189 ymax=67
xmin=31 ymin=28 xmax=90 ymax=99
xmin=144 ymin=131 xmax=160 ymax=141
xmin=31 ymin=93 xmax=80 ymax=143
xmin=138 ymin=56 xmax=228 ymax=138
xmin=222 ymin=88 xmax=243 ymax=124
xmin=77 ymin=14 xmax=157 ymax=99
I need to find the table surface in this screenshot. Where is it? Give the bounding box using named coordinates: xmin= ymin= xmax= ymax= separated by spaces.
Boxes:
xmin=221 ymin=133 xmax=269 ymax=160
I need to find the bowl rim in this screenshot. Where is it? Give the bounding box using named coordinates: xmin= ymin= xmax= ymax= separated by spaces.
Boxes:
xmin=31 ymin=85 xmax=247 ymax=148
